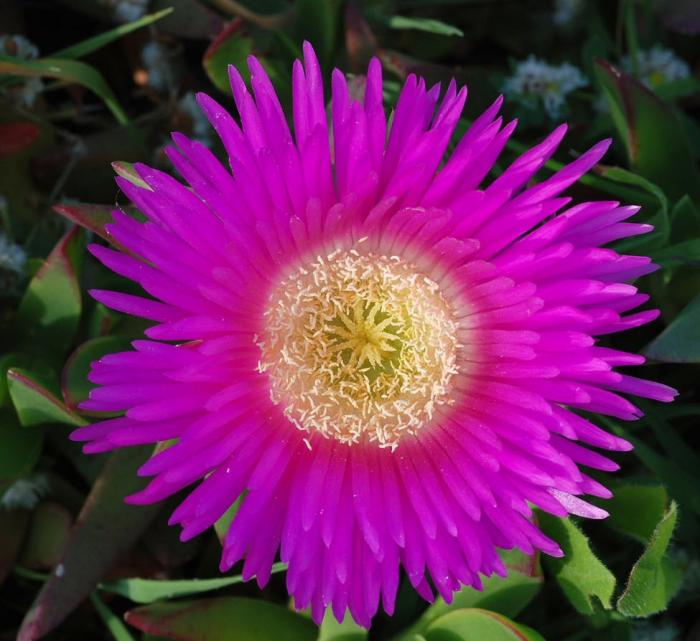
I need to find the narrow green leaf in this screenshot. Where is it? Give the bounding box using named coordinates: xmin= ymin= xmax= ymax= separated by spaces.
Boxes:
xmin=644 ymin=293 xmax=700 ymax=363
xmin=423 ymin=608 xmax=546 ymax=641
xmin=16 ymin=227 xmax=85 ymax=359
xmin=90 ymin=592 xmax=137 ymax=641
xmin=7 ymin=368 xmax=87 ymax=428
xmin=617 ymin=502 xmax=681 ymax=617
xmin=538 ymin=513 xmax=616 ymax=614
xmin=99 ymin=563 xmax=287 ymax=604
xmin=386 ymin=15 xmax=463 ymax=36
xmin=53 ymin=8 xmax=174 ymax=60
xmin=125 ymin=597 xmax=318 ymax=641
xmin=0 ymin=56 xmax=130 ymax=126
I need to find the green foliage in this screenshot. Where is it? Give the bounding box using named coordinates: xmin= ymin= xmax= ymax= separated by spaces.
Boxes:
xmin=595 ymin=60 xmax=700 ymax=205
xmin=124 ymin=597 xmax=318 ymax=641
xmin=538 ymin=513 xmax=616 ymax=615
xmin=8 ymin=368 xmax=86 ymax=427
xmin=617 ymin=503 xmax=681 ymax=617
xmin=422 ymin=609 xmax=546 ymax=641
xmin=15 ymin=227 xmax=85 ymax=360
xmin=99 ymin=563 xmax=287 ymax=604
xmin=645 ymin=293 xmax=700 ymax=362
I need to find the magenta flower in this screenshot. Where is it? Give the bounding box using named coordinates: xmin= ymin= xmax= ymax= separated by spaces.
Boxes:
xmin=72 ymin=43 xmax=676 ymax=626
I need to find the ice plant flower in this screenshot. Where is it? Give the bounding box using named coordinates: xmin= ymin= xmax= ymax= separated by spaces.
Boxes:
xmin=502 ymin=56 xmax=587 ymax=119
xmin=72 ymin=43 xmax=676 ymax=626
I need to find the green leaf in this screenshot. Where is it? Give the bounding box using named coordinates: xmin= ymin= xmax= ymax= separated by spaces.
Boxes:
xmin=53 ymin=203 xmax=115 ymax=247
xmin=7 ymin=368 xmax=87 ymax=428
xmin=0 ymin=55 xmax=130 ymax=127
xmin=17 ymin=447 xmax=160 ymax=641
xmin=16 ymin=227 xmax=85 ymax=359
xmin=538 ymin=513 xmax=616 ymax=614
xmin=297 ymin=0 xmax=341 ymax=67
xmin=0 ymin=410 xmax=44 ymax=493
xmin=20 ymin=502 xmax=73 ymax=570
xmin=124 ymin=597 xmax=318 ymax=641
xmin=644 ymin=293 xmax=700 ymax=363
xmin=318 ymin=615 xmax=367 ymax=641
xmin=385 ymin=15 xmax=463 ymax=36
xmin=594 ymin=59 xmax=700 ymax=205
xmin=61 ymin=336 xmax=134 ymax=412
xmin=617 ymin=502 xmax=681 ymax=617
xmin=597 ymin=166 xmax=668 ymax=214
xmin=203 ymin=19 xmax=254 ymax=93
xmin=606 ymin=484 xmax=669 ymax=543
xmin=52 ymin=8 xmax=173 ymax=60
xmin=90 ymin=592 xmax=137 ymax=641
xmin=99 ymin=563 xmax=287 ymax=604
xmin=423 ymin=608 xmax=546 ymax=641
xmin=213 ymin=494 xmax=243 ymax=544
xmin=410 ymin=548 xmax=542 ymax=638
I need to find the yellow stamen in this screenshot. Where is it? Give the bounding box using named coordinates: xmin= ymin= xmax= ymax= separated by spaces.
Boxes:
xmin=257 ymin=251 xmax=459 ymax=448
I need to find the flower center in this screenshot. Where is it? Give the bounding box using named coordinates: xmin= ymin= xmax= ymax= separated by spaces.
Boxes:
xmin=257 ymin=250 xmax=459 ymax=448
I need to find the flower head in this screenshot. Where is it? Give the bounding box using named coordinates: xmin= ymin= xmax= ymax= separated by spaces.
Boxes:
xmin=623 ymin=45 xmax=690 ymax=90
xmin=503 ymin=55 xmax=588 ymax=119
xmin=72 ymin=43 xmax=675 ymax=626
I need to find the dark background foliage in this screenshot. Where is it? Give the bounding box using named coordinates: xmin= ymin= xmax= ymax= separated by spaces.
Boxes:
xmin=1 ymin=1 xmax=699 ymax=640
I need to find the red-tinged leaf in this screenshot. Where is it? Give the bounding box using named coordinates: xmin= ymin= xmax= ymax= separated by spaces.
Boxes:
xmin=17 ymin=446 xmax=160 ymax=641
xmin=203 ymin=18 xmax=253 ymax=92
xmin=7 ymin=368 xmax=87 ymax=428
xmin=61 ymin=336 xmax=134 ymax=412
xmin=0 ymin=509 xmax=31 ymax=586
xmin=0 ymin=122 xmax=41 ymax=158
xmin=52 ymin=203 xmax=115 ymax=245
xmin=125 ymin=596 xmax=317 ymax=641
xmin=20 ymin=502 xmax=73 ymax=570
xmin=16 ymin=227 xmax=85 ymax=359
xmin=594 ymin=59 xmax=700 ymax=205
